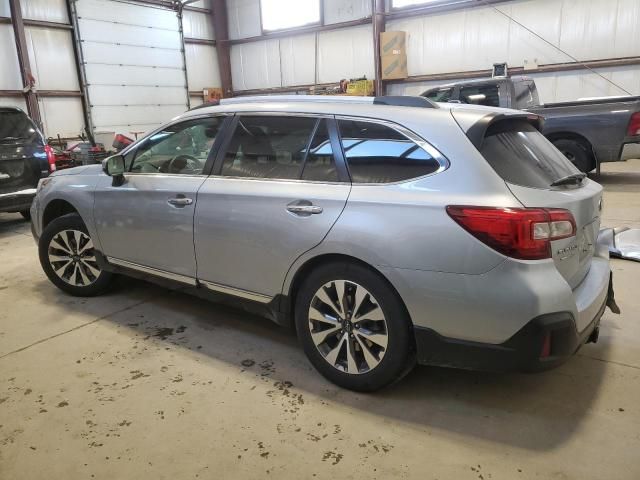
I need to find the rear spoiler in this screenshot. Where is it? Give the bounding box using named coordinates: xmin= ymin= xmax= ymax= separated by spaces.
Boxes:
xmin=455 ymin=111 xmax=544 ymax=149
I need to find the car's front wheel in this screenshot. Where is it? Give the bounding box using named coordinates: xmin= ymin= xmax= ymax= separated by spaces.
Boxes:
xmin=295 ymin=262 xmax=415 ymax=392
xmin=38 ymin=213 xmax=113 ymax=296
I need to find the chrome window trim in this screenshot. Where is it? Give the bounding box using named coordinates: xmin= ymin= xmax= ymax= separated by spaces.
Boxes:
xmin=334 ymin=114 xmax=451 ymax=185
xmin=199 ymin=280 xmax=272 ymax=304
xmin=107 ymin=257 xmax=197 ymax=286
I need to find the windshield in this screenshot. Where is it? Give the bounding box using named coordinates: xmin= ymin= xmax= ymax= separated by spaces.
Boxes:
xmin=480 ymin=120 xmax=581 ymax=189
xmin=0 ymin=109 xmax=41 ymax=145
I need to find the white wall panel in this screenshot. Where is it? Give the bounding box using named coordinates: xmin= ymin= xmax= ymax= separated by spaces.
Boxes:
xmin=38 ymin=97 xmax=84 ymax=138
xmin=0 ymin=97 xmax=27 ymax=110
xmin=280 ymin=34 xmax=316 ymax=86
xmin=79 ymin=19 xmax=181 ymax=49
xmin=25 ymin=27 xmax=79 ymax=91
xmin=21 ymin=0 xmax=68 ymax=23
xmin=91 ymin=105 xmax=184 ymax=130
xmin=0 ymin=0 xmax=9 ymax=17
xmin=0 ymin=24 xmax=21 ymax=90
xmin=323 ymin=0 xmax=371 ymax=24
xmin=227 ymin=0 xmax=261 ymax=40
xmin=183 ymin=11 xmax=214 ymax=40
xmin=185 ymin=44 xmax=221 ymax=90
xmin=89 ymin=85 xmax=188 ymax=106
xmin=187 ymin=0 xmax=211 ymax=8
xmin=231 ymin=40 xmax=282 ymax=90
xmin=85 ymin=64 xmax=185 ymax=87
xmin=317 ymin=24 xmax=374 ymax=83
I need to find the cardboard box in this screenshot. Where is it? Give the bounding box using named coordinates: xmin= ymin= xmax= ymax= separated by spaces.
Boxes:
xmin=381 ymin=54 xmax=408 ymax=80
xmin=380 ymin=31 xmax=408 ymax=80
xmin=380 ymin=31 xmax=406 ymax=57
xmin=203 ymin=87 xmax=223 ymax=102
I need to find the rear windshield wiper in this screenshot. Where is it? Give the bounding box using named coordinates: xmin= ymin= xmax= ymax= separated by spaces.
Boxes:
xmin=550 ymin=172 xmax=587 ymax=187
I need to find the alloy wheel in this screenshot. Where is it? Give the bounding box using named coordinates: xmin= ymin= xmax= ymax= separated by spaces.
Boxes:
xmin=48 ymin=229 xmax=101 ymax=287
xmin=308 ymin=280 xmax=389 ymax=375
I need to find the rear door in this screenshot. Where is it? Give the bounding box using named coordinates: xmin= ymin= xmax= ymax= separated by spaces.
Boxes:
xmin=0 ymin=108 xmax=47 ymax=196
xmin=478 ymin=119 xmax=602 ymax=290
xmin=194 ymin=114 xmax=350 ymax=299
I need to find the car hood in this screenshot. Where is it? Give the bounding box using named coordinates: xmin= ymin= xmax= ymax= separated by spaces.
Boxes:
xmin=51 ymin=164 xmax=103 ymax=176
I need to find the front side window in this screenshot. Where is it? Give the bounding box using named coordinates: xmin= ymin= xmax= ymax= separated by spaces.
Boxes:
xmin=129 ymin=117 xmax=222 ymax=175
xmin=459 ymin=84 xmax=500 ymax=107
xmin=222 ymin=116 xmax=317 ymax=180
xmin=338 ymin=119 xmax=441 ymax=183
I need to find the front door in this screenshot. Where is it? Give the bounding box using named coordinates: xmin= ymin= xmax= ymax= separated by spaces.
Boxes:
xmin=94 ymin=115 xmax=225 ymax=279
xmin=194 ymin=114 xmax=351 ymax=298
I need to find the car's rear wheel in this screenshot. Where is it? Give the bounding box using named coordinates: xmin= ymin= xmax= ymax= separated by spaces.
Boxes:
xmin=295 ymin=262 xmax=414 ymax=391
xmin=38 ymin=213 xmax=113 ymax=296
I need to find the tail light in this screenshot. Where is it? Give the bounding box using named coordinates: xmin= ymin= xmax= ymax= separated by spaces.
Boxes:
xmin=627 ymin=112 xmax=640 ymax=136
xmin=446 ymin=206 xmax=576 ymax=260
xmin=45 ymin=144 xmax=56 ymax=173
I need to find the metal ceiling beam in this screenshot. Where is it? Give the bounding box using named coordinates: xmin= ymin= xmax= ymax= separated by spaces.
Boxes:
xmin=8 ymin=0 xmax=42 ymax=127
xmin=373 ymin=0 xmax=385 ymax=96
xmin=211 ymin=0 xmax=233 ymax=97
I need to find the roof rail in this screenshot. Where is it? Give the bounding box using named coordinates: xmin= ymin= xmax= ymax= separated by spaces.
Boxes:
xmin=218 ymin=95 xmax=438 ymax=109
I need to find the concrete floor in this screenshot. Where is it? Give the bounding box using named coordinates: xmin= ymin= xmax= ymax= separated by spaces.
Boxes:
xmin=1 ymin=160 xmax=639 ymax=480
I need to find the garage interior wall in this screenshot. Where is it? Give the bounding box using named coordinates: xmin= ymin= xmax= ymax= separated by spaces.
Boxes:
xmin=230 ymin=0 xmax=640 ymax=102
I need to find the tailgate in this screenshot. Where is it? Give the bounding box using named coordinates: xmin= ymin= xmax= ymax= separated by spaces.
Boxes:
xmin=0 ymin=145 xmax=46 ymax=195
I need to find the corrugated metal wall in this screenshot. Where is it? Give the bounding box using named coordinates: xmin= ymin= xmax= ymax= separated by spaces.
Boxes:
xmin=227 ymin=0 xmax=640 ymax=102
xmin=386 ymin=0 xmax=640 ymax=101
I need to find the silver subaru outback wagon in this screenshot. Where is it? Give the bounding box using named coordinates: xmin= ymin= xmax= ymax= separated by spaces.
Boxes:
xmin=30 ymin=95 xmax=618 ymax=391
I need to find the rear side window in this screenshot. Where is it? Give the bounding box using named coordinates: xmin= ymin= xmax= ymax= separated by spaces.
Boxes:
xmin=480 ymin=120 xmax=581 ymax=189
xmin=459 ymin=84 xmax=500 ymax=107
xmin=424 ymin=88 xmax=453 ymax=102
xmin=338 ymin=119 xmax=441 ymax=183
xmin=222 ymin=116 xmax=316 ymax=180
xmin=0 ymin=109 xmax=41 ymax=145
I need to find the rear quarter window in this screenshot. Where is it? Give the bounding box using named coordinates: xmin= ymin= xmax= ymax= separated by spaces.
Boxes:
xmin=480 ymin=120 xmax=581 ymax=189
xmin=337 ymin=119 xmax=442 ymax=184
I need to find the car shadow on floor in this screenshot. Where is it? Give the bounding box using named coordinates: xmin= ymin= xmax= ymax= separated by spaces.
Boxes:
xmin=36 ymin=274 xmax=612 ymax=453
xmin=590 ymin=165 xmax=640 ymax=193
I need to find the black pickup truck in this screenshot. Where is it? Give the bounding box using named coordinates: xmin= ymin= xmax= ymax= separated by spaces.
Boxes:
xmin=421 ymin=77 xmax=640 ymax=172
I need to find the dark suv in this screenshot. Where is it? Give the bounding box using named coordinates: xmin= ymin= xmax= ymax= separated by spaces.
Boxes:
xmin=0 ymin=107 xmax=54 ymax=219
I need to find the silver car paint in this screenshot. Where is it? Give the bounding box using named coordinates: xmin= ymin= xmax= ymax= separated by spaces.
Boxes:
xmin=31 ymin=99 xmax=611 ymax=346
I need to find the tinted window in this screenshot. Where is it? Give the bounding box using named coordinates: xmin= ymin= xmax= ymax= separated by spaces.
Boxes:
xmin=301 ymin=120 xmax=338 ymax=182
xmin=424 ymin=88 xmax=453 ymax=102
xmin=338 ymin=120 xmax=441 ymax=183
xmin=0 ymin=109 xmax=41 ymax=145
xmin=459 ymin=84 xmax=500 ymax=107
xmin=130 ymin=117 xmax=222 ymax=175
xmin=222 ymin=116 xmax=316 ymax=180
xmin=480 ymin=120 xmax=581 ymax=189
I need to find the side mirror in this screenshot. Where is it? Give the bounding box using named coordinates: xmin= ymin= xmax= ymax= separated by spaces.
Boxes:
xmin=102 ymin=155 xmax=126 ymax=186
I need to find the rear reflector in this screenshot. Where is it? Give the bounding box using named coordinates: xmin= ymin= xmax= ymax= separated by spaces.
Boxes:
xmin=628 ymin=112 xmax=640 ymax=137
xmin=540 ymin=332 xmax=552 ymax=358
xmin=446 ymin=206 xmax=576 ymax=260
xmin=44 ymin=144 xmax=56 ymax=172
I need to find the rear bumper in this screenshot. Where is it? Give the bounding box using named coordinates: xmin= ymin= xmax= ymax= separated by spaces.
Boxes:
xmin=414 ymin=288 xmax=608 ymax=372
xmin=0 ymin=188 xmax=36 ymax=213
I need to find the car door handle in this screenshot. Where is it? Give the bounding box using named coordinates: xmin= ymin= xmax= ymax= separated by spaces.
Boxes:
xmin=167 ymin=196 xmax=193 ymax=207
xmin=286 ymin=204 xmax=323 ymax=215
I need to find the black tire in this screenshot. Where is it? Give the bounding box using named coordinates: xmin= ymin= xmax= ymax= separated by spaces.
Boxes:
xmin=20 ymin=209 xmax=31 ymax=220
xmin=38 ymin=213 xmax=113 ymax=297
xmin=552 ymin=139 xmax=595 ymax=173
xmin=295 ymin=262 xmax=415 ymax=392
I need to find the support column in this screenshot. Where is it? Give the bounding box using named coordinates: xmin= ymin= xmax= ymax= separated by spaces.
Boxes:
xmin=9 ymin=0 xmax=42 ymax=127
xmin=372 ymin=0 xmax=386 ymax=96
xmin=211 ymin=0 xmax=233 ymax=98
